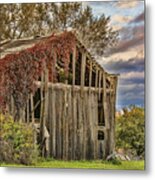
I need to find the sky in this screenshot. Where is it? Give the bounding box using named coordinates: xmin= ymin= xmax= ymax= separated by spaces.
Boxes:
xmin=83 ymin=0 xmax=145 ymax=110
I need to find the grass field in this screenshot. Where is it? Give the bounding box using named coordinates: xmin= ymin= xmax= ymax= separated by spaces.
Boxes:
xmin=0 ymin=160 xmax=145 ymax=170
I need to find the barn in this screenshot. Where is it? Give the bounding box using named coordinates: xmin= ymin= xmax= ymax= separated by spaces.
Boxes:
xmin=0 ymin=31 xmax=118 ymax=160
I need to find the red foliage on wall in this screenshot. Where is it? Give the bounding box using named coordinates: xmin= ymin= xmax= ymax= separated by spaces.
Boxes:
xmin=0 ymin=31 xmax=76 ymax=115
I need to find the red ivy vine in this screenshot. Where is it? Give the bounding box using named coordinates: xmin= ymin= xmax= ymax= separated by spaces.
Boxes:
xmin=0 ymin=31 xmax=76 ymax=118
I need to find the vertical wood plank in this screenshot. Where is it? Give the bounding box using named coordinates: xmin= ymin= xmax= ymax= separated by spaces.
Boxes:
xmin=67 ymin=90 xmax=72 ymax=160
xmin=103 ymin=72 xmax=109 ymax=129
xmin=95 ymin=68 xmax=99 ymax=90
xmin=52 ymin=86 xmax=56 ymax=158
xmin=89 ymin=61 xmax=92 ymax=90
xmin=30 ymin=93 xmax=34 ymax=123
xmin=65 ymin=87 xmax=69 ymax=160
xmin=113 ymin=76 xmax=118 ymax=153
xmin=82 ymin=91 xmax=86 ymax=160
xmin=80 ymin=52 xmax=86 ymax=94
xmin=72 ymin=88 xmax=77 ymax=159
xmin=72 ymin=46 xmax=76 ymax=159
xmin=103 ymin=72 xmax=111 ymax=157
xmin=26 ymin=97 xmax=29 ymax=123
xmin=40 ymin=68 xmax=49 ymax=157
xmin=40 ymin=72 xmax=44 ymax=125
xmin=109 ymin=76 xmax=118 ymax=155
xmin=74 ymin=92 xmax=76 ymax=160
xmin=43 ymin=68 xmax=49 ymax=127
xmin=93 ymin=92 xmax=97 ymax=159
xmin=95 ymin=93 xmax=99 ymax=159
xmin=62 ymin=88 xmax=66 ymax=160
xmin=48 ymin=88 xmax=52 ymax=156
xmin=72 ymin=46 xmax=76 ymax=86
xmin=58 ymin=89 xmax=62 ymax=159
xmin=98 ymin=71 xmax=102 ymax=99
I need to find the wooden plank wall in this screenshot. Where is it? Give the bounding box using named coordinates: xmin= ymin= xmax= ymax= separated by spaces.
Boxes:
xmin=47 ymin=84 xmax=99 ymax=160
xmin=8 ymin=77 xmax=117 ymax=160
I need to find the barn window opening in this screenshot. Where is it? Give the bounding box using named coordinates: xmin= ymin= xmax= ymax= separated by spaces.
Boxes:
xmin=98 ymin=130 xmax=104 ymax=140
xmin=75 ymin=51 xmax=82 ymax=85
xmin=91 ymin=69 xmax=96 ymax=87
xmin=98 ymin=93 xmax=105 ymax=126
xmin=33 ymin=88 xmax=41 ymax=120
xmin=85 ymin=59 xmax=90 ymax=86
xmin=68 ymin=53 xmax=73 ymax=84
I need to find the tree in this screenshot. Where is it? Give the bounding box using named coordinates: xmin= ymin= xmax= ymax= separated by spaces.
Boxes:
xmin=0 ymin=2 xmax=118 ymax=56
xmin=116 ymin=106 xmax=145 ymax=158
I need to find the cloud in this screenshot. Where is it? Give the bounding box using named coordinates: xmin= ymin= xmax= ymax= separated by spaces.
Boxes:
xmin=120 ymin=24 xmax=144 ymax=39
xmin=116 ymin=0 xmax=140 ymax=9
xmin=112 ymin=35 xmax=144 ymax=54
xmin=120 ymin=77 xmax=144 ymax=84
xmin=121 ymin=71 xmax=144 ymax=79
xmin=112 ymin=35 xmax=143 ymax=54
xmin=130 ymin=11 xmax=144 ymax=23
xmin=117 ymin=82 xmax=144 ymax=104
xmin=119 ymin=71 xmax=144 ymax=84
xmin=110 ymin=24 xmax=144 ymax=54
xmin=112 ymin=15 xmax=133 ymax=24
xmin=118 ymin=83 xmax=144 ymax=94
xmin=116 ymin=69 xmax=145 ymax=109
xmin=103 ymin=57 xmax=144 ymax=73
xmin=112 ymin=24 xmax=122 ymax=31
xmin=101 ymin=44 xmax=144 ymax=63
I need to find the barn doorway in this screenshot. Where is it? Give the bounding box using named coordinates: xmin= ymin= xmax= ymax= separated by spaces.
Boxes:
xmin=98 ymin=130 xmax=105 ymax=159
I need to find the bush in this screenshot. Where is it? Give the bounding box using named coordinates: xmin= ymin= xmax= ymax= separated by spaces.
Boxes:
xmin=0 ymin=113 xmax=39 ymax=165
xmin=116 ymin=106 xmax=144 ymax=159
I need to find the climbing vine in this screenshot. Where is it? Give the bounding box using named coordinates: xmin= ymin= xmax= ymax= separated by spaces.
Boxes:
xmin=0 ymin=31 xmax=76 ymax=120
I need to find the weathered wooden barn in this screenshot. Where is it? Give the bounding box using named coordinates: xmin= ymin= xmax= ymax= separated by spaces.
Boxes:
xmin=0 ymin=32 xmax=118 ymax=160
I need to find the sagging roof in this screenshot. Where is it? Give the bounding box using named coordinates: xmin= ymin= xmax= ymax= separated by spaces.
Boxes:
xmin=0 ymin=31 xmax=118 ymax=78
xmin=1 ymin=32 xmax=102 ymax=69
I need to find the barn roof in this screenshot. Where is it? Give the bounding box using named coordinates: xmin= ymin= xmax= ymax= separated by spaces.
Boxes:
xmin=0 ymin=31 xmax=118 ymax=77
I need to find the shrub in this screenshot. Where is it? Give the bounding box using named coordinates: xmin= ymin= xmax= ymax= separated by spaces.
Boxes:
xmin=116 ymin=106 xmax=145 ymax=159
xmin=0 ymin=113 xmax=39 ymax=165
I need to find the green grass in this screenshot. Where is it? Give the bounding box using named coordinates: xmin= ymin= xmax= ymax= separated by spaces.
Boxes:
xmin=0 ymin=160 xmax=145 ymax=170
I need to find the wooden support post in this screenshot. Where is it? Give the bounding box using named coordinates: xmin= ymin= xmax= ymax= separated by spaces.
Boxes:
xmin=80 ymin=52 xmax=86 ymax=95
xmin=51 ymin=51 xmax=57 ymax=82
xmin=40 ymin=67 xmax=49 ymax=157
xmin=95 ymin=68 xmax=99 ymax=90
xmin=109 ymin=76 xmax=118 ymax=154
xmin=89 ymin=61 xmax=92 ymax=93
xmin=51 ymin=86 xmax=56 ymax=158
xmin=72 ymin=46 xmax=77 ymax=159
xmin=103 ymin=72 xmax=109 ymax=129
xmin=30 ymin=93 xmax=34 ymax=123
xmin=64 ymin=84 xmax=68 ymax=159
xmin=26 ymin=97 xmax=29 ymax=123
xmin=113 ymin=76 xmax=118 ymax=153
xmin=40 ymin=72 xmax=44 ymax=123
xmin=98 ymin=70 xmax=102 ymax=99
xmin=72 ymin=46 xmax=76 ymax=87
xmin=72 ymin=90 xmax=77 ymax=160
xmin=103 ymin=72 xmax=110 ymax=157
xmin=43 ymin=67 xmax=49 ymax=128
